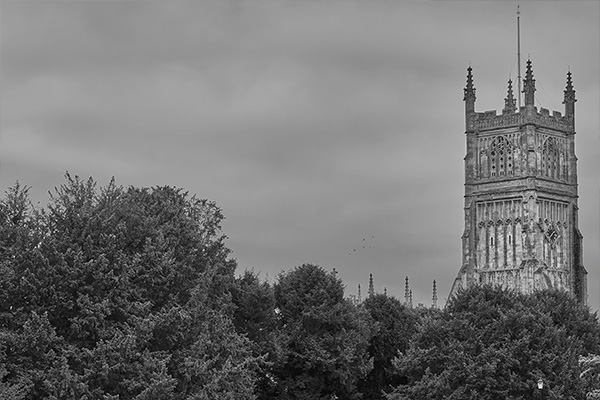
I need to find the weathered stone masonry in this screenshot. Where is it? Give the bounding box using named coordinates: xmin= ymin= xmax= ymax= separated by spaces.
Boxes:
xmin=450 ymin=60 xmax=587 ymax=303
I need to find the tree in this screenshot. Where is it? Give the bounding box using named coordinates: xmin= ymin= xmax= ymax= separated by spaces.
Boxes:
xmin=0 ymin=174 xmax=259 ymax=399
xmin=530 ymin=289 xmax=600 ymax=354
xmin=232 ymin=270 xmax=277 ymax=346
xmin=166 ymin=270 xmax=261 ymax=400
xmin=387 ymin=285 xmax=600 ymax=400
xmin=580 ymin=354 xmax=600 ymax=399
xmin=358 ymin=294 xmax=419 ymax=399
xmin=266 ymin=264 xmax=374 ymax=400
xmin=231 ymin=270 xmax=279 ymax=396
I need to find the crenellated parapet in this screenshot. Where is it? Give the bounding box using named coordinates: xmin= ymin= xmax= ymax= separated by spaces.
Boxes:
xmin=469 ymin=108 xmax=573 ymax=132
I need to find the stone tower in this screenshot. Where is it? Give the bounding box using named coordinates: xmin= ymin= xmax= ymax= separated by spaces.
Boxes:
xmin=450 ymin=60 xmax=587 ymax=303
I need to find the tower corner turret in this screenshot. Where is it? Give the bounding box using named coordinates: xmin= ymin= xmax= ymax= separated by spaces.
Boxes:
xmin=563 ymin=70 xmax=576 ymax=127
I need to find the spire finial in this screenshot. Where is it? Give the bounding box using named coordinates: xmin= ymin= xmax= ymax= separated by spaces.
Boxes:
xmin=522 ymin=58 xmax=536 ymax=106
xmin=503 ymin=78 xmax=517 ymax=114
xmin=563 ymin=69 xmax=576 ymax=118
xmin=464 ymin=66 xmax=476 ymax=116
xmin=525 ymin=58 xmax=533 ymax=79
xmin=565 ymin=70 xmax=575 ymax=95
xmin=464 ymin=66 xmax=476 ymax=103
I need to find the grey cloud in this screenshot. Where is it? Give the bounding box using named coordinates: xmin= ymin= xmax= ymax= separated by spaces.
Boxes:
xmin=1 ymin=1 xmax=598 ymax=308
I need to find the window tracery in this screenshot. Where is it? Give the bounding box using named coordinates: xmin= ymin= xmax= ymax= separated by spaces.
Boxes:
xmin=541 ymin=137 xmax=561 ymax=180
xmin=486 ymin=136 xmax=513 ymax=178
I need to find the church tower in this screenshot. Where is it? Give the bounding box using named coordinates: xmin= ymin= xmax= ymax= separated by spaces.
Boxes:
xmin=450 ymin=60 xmax=587 ymax=303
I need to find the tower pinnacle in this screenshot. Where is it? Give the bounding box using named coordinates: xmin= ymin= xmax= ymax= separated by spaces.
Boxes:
xmin=368 ymin=273 xmax=374 ymax=297
xmin=563 ymin=70 xmax=576 ymax=118
xmin=503 ymin=78 xmax=517 ymax=114
xmin=464 ymin=66 xmax=476 ymax=114
xmin=522 ymin=59 xmax=536 ymax=106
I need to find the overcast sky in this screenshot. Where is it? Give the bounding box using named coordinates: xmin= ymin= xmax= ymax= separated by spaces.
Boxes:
xmin=1 ymin=1 xmax=598 ymax=309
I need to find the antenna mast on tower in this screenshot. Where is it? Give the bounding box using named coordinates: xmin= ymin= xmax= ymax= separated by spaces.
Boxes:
xmin=517 ymin=5 xmax=522 ymax=108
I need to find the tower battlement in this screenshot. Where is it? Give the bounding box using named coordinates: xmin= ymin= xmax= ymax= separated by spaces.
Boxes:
xmin=468 ymin=108 xmax=572 ymax=133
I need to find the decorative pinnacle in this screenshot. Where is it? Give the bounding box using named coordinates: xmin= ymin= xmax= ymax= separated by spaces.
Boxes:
xmin=563 ymin=70 xmax=576 ymax=104
xmin=503 ymin=78 xmax=517 ymax=113
xmin=368 ymin=273 xmax=374 ymax=297
xmin=522 ymin=58 xmax=536 ymax=105
xmin=524 ymin=59 xmax=535 ymax=86
xmin=563 ymin=70 xmax=576 ymax=119
xmin=432 ymin=280 xmax=438 ymax=308
xmin=404 ymin=276 xmax=410 ymax=305
xmin=464 ymin=66 xmax=476 ymax=102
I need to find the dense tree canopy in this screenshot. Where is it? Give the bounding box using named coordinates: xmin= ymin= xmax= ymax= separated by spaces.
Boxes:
xmin=358 ymin=293 xmax=419 ymax=399
xmin=266 ymin=264 xmax=375 ymax=400
xmin=1 ymin=175 xmax=599 ymax=400
xmin=231 ymin=270 xmax=278 ymax=396
xmin=0 ymin=175 xmax=259 ymax=399
xmin=580 ymin=354 xmax=600 ymax=399
xmin=387 ymin=285 xmax=600 ymax=400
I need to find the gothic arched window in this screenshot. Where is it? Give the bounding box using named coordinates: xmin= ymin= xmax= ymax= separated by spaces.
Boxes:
xmin=541 ymin=137 xmax=560 ymax=180
xmin=488 ymin=136 xmax=513 ymax=178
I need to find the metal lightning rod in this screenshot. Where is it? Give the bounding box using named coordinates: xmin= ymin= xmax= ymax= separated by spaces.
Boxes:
xmin=517 ymin=5 xmax=522 ymax=108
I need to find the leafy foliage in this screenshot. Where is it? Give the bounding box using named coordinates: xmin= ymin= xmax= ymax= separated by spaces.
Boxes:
xmin=231 ymin=270 xmax=278 ymax=396
xmin=387 ymin=285 xmax=600 ymax=400
xmin=265 ymin=264 xmax=375 ymax=400
xmin=0 ymin=174 xmax=258 ymax=399
xmin=2 ymin=176 xmax=599 ymax=399
xmin=580 ymin=354 xmax=600 ymax=399
xmin=358 ymin=294 xmax=419 ymax=399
